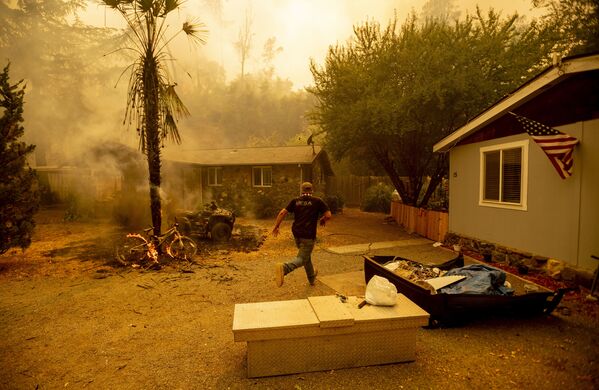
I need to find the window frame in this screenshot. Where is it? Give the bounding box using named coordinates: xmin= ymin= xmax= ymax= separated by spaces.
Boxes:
xmin=207 ymin=166 xmax=223 ymax=186
xmin=252 ymin=166 xmax=272 ymax=187
xmin=479 ymin=140 xmax=528 ymax=211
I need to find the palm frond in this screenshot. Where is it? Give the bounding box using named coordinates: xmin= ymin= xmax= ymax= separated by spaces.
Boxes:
xmin=103 ymin=0 xmax=124 ymax=9
xmin=183 ymin=18 xmax=209 ymax=45
xmin=163 ymin=83 xmax=189 ymax=117
xmin=136 ymin=0 xmax=155 ymax=14
xmin=163 ymin=112 xmax=181 ymax=144
xmin=104 ymin=0 xmax=207 ymax=152
xmin=163 ymin=0 xmax=183 ymax=16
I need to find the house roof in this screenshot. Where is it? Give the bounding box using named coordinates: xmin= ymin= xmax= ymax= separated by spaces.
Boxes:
xmin=165 ymin=145 xmax=326 ymax=166
xmin=433 ymin=52 xmax=599 ymax=153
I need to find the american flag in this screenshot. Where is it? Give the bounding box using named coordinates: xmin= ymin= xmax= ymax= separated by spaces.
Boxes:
xmin=510 ymin=112 xmax=579 ymax=179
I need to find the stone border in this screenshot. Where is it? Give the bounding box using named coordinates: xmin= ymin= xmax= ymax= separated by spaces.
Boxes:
xmin=444 ymin=232 xmax=594 ymax=289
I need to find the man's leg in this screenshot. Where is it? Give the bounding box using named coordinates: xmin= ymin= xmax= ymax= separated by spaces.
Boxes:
xmin=300 ymin=239 xmax=317 ymax=285
xmin=285 ymin=238 xmax=316 ymax=282
xmin=276 ymin=238 xmax=315 ymax=287
xmin=283 ymin=238 xmax=312 ymax=268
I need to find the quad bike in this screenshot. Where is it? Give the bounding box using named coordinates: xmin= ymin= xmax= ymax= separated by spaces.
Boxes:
xmin=174 ymin=201 xmax=236 ymax=242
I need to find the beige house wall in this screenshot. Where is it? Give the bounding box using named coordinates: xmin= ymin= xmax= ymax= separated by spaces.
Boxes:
xmin=577 ymin=119 xmax=599 ymax=270
xmin=449 ymin=120 xmax=597 ymax=271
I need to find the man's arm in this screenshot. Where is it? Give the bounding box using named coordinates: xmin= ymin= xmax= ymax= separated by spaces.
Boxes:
xmin=271 ymin=208 xmax=289 ymax=237
xmin=319 ymin=210 xmax=332 ymax=227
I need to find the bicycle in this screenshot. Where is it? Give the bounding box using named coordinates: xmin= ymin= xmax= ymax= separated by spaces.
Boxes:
xmin=115 ymin=222 xmax=197 ymax=267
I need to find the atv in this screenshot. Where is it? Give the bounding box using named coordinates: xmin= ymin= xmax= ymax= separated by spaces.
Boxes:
xmin=175 ymin=202 xmax=236 ymax=242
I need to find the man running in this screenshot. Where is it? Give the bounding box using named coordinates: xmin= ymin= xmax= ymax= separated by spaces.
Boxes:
xmin=271 ymin=182 xmax=331 ymax=287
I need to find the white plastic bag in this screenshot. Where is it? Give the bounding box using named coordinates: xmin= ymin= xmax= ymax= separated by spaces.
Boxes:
xmin=365 ymin=275 xmax=398 ymax=306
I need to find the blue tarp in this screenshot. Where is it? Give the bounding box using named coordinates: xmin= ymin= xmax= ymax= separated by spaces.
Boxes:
xmin=438 ymin=264 xmax=514 ymax=295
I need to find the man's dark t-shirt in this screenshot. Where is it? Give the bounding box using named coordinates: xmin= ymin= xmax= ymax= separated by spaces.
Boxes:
xmin=285 ymin=195 xmax=329 ymax=239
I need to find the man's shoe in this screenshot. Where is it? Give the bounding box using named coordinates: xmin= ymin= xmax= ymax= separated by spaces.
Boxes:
xmin=309 ymin=268 xmax=319 ymax=286
xmin=275 ymin=263 xmax=284 ymax=287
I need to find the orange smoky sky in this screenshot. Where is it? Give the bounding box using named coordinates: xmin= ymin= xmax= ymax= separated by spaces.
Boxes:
xmin=80 ymin=0 xmax=539 ymax=90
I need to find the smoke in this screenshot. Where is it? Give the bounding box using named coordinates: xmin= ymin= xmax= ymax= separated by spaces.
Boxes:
xmin=2 ymin=0 xmax=540 ymax=223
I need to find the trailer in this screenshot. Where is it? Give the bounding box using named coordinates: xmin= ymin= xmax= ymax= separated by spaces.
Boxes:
xmin=363 ymin=254 xmax=568 ymax=326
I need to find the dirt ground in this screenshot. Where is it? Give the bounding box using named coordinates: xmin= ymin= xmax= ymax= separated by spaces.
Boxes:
xmin=0 ymin=207 xmax=597 ymax=389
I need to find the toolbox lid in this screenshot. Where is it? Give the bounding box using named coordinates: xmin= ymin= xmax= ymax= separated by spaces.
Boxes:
xmin=233 ymin=299 xmax=319 ymax=341
xmin=233 ymin=295 xmax=429 ymax=341
xmin=308 ymin=296 xmax=354 ymax=328
xmin=346 ymin=295 xmax=429 ymax=325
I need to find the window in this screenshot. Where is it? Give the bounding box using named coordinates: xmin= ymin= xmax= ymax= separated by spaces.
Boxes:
xmin=252 ymin=166 xmax=272 ymax=187
xmin=479 ymin=140 xmax=528 ymax=210
xmin=207 ymin=167 xmax=222 ymax=186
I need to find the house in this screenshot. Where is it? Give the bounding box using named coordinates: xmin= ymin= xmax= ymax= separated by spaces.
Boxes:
xmin=433 ymin=52 xmax=599 ymax=273
xmin=162 ymin=145 xmax=335 ymax=212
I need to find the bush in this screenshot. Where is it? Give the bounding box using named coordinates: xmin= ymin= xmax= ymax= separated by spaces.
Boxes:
xmin=324 ymin=194 xmax=344 ymax=214
xmin=39 ymin=183 xmax=60 ymax=205
xmin=210 ymin=180 xmax=251 ymax=217
xmin=362 ymin=183 xmax=392 ymax=213
xmin=251 ymin=191 xmax=279 ymax=219
xmin=250 ymin=182 xmax=298 ymax=219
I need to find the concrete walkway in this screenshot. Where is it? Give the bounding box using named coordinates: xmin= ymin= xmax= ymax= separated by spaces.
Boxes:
xmin=326 ymin=237 xmax=433 ymax=254
xmin=320 ymin=237 xmax=459 ymax=296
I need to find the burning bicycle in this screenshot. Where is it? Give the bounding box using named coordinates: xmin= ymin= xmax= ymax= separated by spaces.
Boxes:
xmin=115 ymin=222 xmax=197 ymax=267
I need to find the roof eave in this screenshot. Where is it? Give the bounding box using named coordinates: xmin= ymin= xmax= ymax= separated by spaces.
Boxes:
xmin=433 ymin=54 xmax=599 ymax=153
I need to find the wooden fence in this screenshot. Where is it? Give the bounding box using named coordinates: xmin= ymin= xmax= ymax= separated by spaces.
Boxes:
xmin=390 ymin=201 xmax=448 ymax=242
xmin=328 ymin=175 xmax=392 ymax=207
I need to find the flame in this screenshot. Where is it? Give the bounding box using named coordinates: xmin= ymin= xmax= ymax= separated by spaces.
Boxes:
xmin=147 ymin=242 xmax=159 ymax=262
xmin=122 ymin=233 xmax=159 ymax=264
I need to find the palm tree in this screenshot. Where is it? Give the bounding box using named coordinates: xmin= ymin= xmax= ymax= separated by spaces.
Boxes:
xmin=103 ymin=0 xmax=206 ymax=237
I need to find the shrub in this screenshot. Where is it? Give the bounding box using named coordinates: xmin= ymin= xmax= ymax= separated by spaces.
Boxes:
xmin=250 ymin=182 xmax=298 ymax=219
xmin=210 ymin=180 xmax=251 ymax=217
xmin=251 ymin=191 xmax=279 ymax=219
xmin=39 ymin=183 xmax=60 ymax=205
xmin=362 ymin=183 xmax=392 ymax=213
xmin=324 ymin=194 xmax=344 ymax=214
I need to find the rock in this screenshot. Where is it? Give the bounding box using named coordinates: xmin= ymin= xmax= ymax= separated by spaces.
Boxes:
xmin=560 ymin=266 xmax=577 ymax=282
xmin=546 ymin=258 xmax=565 ymax=279
xmin=517 ymin=264 xmax=529 ymax=275
xmin=492 ymin=250 xmax=507 ymax=263
xmin=532 ymin=255 xmax=549 ymax=266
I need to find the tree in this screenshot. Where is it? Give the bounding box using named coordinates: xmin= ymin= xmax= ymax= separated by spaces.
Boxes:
xmin=421 ymin=0 xmax=460 ymax=21
xmin=103 ymin=0 xmax=207 ymax=237
xmin=0 ymin=63 xmax=40 ymax=254
xmin=533 ymin=0 xmax=599 ymax=56
xmin=0 ymin=0 xmax=123 ymax=165
xmin=309 ymin=11 xmax=559 ymax=207
xmin=235 ymin=7 xmax=253 ymax=79
xmin=262 ymin=36 xmax=283 ymax=79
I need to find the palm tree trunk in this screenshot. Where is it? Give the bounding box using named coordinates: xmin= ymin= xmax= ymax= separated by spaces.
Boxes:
xmin=143 ymin=51 xmax=162 ymax=238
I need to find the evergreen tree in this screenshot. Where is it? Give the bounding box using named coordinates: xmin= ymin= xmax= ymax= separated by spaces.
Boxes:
xmin=0 ymin=63 xmax=39 ymax=254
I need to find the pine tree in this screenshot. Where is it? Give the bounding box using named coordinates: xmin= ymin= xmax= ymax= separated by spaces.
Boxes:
xmin=0 ymin=63 xmax=40 ymax=254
